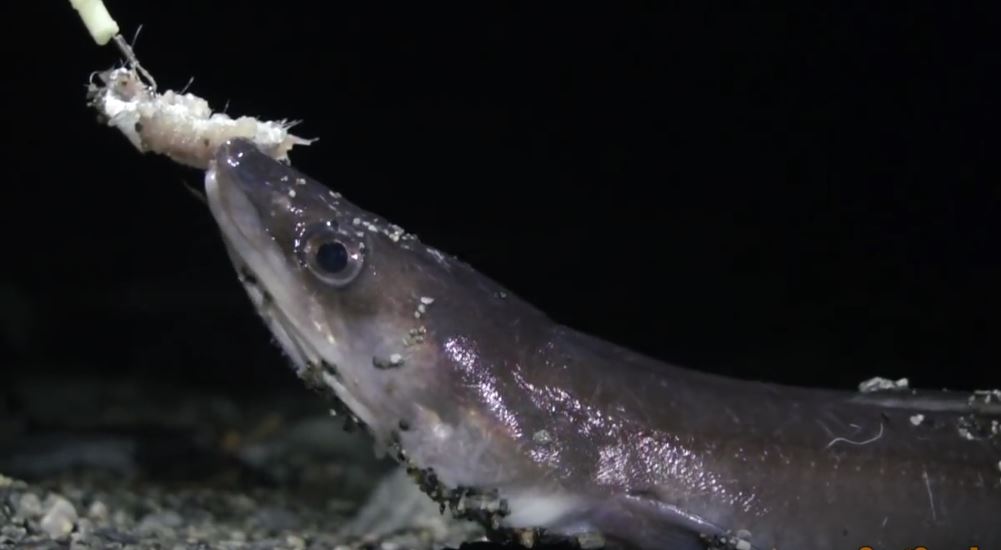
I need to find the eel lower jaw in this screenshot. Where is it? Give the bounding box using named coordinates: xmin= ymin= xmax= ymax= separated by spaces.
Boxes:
xmin=205 ymin=165 xmax=384 ymax=438
xmin=228 ymin=254 xmax=384 ymax=442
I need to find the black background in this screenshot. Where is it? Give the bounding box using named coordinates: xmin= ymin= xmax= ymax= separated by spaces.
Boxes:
xmin=2 ymin=2 xmax=1000 ymax=396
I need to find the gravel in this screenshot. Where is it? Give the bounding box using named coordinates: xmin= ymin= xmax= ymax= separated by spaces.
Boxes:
xmin=0 ymin=376 xmax=497 ymax=550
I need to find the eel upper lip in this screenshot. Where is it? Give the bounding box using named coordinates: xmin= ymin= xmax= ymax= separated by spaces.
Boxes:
xmin=215 ymin=138 xmax=298 ymax=215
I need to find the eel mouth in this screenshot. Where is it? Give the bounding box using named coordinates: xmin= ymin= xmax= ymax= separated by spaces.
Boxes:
xmin=205 ymin=151 xmax=304 ymax=356
xmin=231 ymin=253 xmax=318 ymax=376
xmin=204 ymin=145 xmax=386 ymax=435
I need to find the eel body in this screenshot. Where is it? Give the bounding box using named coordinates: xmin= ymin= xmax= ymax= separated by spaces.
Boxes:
xmin=204 ymin=138 xmax=1001 ymax=549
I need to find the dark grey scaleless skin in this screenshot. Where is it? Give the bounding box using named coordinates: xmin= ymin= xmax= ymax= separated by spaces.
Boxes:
xmin=203 ymin=138 xmax=1001 ymax=550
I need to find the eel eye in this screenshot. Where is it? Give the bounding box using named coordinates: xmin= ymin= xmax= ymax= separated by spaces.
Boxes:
xmin=300 ymin=228 xmax=364 ymax=287
xmin=316 ymin=241 xmax=349 ymax=274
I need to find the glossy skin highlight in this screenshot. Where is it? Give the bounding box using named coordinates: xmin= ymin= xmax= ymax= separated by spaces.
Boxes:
xmin=205 ymin=139 xmax=1001 ymax=550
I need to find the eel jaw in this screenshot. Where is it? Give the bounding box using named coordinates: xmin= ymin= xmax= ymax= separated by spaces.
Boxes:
xmin=205 ymin=160 xmax=384 ymax=438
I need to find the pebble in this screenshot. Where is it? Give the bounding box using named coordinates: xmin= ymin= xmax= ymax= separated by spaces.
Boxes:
xmin=532 ymin=430 xmax=553 ymax=445
xmin=138 ymin=510 xmax=183 ymax=536
xmin=112 ymin=509 xmax=132 ymax=526
xmin=735 ymin=532 xmax=756 ymax=550
xmin=17 ymin=492 xmax=43 ymax=518
xmin=74 ymin=518 xmax=94 ymax=538
xmin=88 ymin=500 xmax=109 ymax=520
xmin=40 ymin=494 xmax=78 ymax=540
xmin=0 ymin=389 xmax=484 ymax=550
xmin=0 ymin=525 xmax=27 ymax=544
xmin=373 ymin=354 xmax=405 ymax=369
xmin=517 ymin=529 xmax=537 ymax=548
xmin=576 ymin=532 xmax=606 ymax=549
xmin=251 ymin=506 xmax=300 ymax=532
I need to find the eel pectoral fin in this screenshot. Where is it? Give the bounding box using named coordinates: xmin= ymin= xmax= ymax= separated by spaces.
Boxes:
xmin=591 ymin=494 xmax=745 ymax=550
